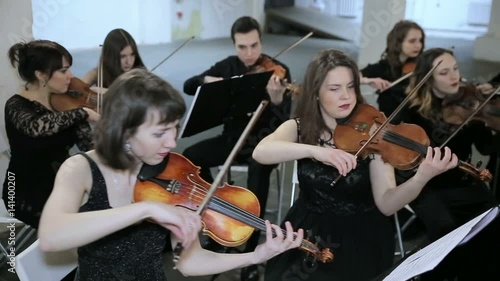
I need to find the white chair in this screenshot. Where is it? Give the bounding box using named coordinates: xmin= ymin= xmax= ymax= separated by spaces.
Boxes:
xmin=290 ymin=160 xmax=299 ymax=207
xmin=0 ymin=199 xmax=36 ymax=268
xmin=16 ymin=239 xmax=78 ymax=281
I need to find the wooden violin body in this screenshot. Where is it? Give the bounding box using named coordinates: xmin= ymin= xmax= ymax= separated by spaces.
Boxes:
xmin=134 ymin=152 xmax=259 ymax=247
xmin=250 ymin=55 xmax=300 ymax=95
xmin=334 ymin=104 xmax=492 ymax=182
xmin=442 ymin=82 xmax=500 ymax=131
xmin=50 ymin=77 xmax=100 ymax=111
xmin=134 ymin=152 xmax=334 ymax=263
xmin=334 ymin=104 xmax=428 ymax=170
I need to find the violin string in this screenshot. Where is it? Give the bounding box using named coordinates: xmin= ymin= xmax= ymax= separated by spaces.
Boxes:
xmin=150 ymin=179 xmax=307 ymax=245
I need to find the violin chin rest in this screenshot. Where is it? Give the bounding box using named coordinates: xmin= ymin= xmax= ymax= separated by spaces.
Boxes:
xmin=137 ymin=154 xmax=169 ymax=181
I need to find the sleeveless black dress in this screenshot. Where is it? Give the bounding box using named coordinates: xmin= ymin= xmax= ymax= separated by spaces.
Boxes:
xmin=76 ymin=153 xmax=170 ymax=281
xmin=264 ymin=119 xmax=394 ymax=281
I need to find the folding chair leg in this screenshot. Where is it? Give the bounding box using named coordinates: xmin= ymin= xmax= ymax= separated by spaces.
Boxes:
xmin=394 ymin=213 xmax=405 ymax=258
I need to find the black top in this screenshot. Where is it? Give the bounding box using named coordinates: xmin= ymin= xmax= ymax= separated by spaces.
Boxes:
xmin=264 ymin=118 xmax=394 ymax=281
xmin=361 ymin=59 xmax=409 ymax=117
xmin=183 ymin=55 xmax=292 ymax=141
xmin=490 ymin=72 xmax=500 ymax=86
xmin=2 ymin=95 xmax=92 ymax=228
xmin=397 ymin=104 xmax=493 ymax=187
xmin=77 ymin=153 xmax=169 ymax=281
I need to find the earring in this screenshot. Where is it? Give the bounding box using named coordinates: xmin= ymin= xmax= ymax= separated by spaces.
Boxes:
xmin=41 ymin=80 xmax=46 ymax=87
xmin=124 ymin=142 xmax=132 ymax=153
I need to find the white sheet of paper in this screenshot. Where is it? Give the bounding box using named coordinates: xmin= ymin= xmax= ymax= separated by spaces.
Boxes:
xmin=383 ymin=207 xmax=498 ymax=281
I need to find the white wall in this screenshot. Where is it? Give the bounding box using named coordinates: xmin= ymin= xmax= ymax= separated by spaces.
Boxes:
xmin=32 ymin=0 xmax=264 ymax=50
xmin=405 ymin=0 xmax=490 ymax=39
xmin=357 ymin=0 xmax=406 ymax=69
xmin=32 ymin=0 xmax=172 ymax=50
xmin=0 ymin=0 xmax=34 ymax=191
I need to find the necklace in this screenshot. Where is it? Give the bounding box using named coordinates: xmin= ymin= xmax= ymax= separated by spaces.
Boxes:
xmin=318 ymin=137 xmax=336 ymax=148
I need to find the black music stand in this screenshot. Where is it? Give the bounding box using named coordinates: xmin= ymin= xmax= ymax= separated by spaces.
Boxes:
xmin=179 ymin=71 xmax=273 ymax=138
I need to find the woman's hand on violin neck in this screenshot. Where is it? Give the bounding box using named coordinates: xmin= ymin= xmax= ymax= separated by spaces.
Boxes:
xmin=266 ymin=75 xmax=287 ymax=104
xmin=148 ymin=202 xmax=201 ymax=249
xmin=252 ymin=221 xmax=303 ymax=264
xmin=312 ymin=147 xmax=357 ymax=176
xmin=415 ymin=147 xmax=458 ymax=183
xmin=82 ymin=107 xmax=100 ymax=123
xmin=361 ymin=77 xmax=391 ymax=92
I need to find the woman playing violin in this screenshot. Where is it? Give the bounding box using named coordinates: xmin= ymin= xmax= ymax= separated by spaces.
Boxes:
xmin=2 ymin=40 xmax=99 ymax=229
xmin=81 ymin=28 xmax=146 ymax=88
xmin=360 ymin=20 xmax=425 ymax=117
xmin=399 ymin=48 xmax=500 ymax=280
xmin=38 ymin=69 xmax=303 ymax=281
xmin=252 ymin=49 xmax=456 ymax=281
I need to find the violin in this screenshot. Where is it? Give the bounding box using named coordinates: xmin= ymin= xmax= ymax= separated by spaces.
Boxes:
xmin=402 ymin=59 xmax=416 ymax=75
xmin=333 ymin=103 xmax=492 ymax=182
xmin=249 ymin=54 xmax=300 ymax=95
xmin=442 ymin=82 xmax=500 ymax=131
xmin=134 ymin=152 xmax=334 ymax=263
xmin=50 ymin=77 xmax=101 ymax=112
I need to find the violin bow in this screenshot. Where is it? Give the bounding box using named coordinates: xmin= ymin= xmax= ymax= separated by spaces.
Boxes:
xmin=273 ymin=31 xmax=314 ymax=59
xmin=440 ymin=86 xmax=500 ymax=149
xmin=379 ymin=71 xmax=413 ymax=93
xmin=97 ymin=44 xmax=104 ymax=114
xmin=172 ymin=100 xmax=269 ymax=265
xmin=330 ymin=60 xmax=443 ymax=186
xmin=150 ymin=36 xmax=195 ymax=72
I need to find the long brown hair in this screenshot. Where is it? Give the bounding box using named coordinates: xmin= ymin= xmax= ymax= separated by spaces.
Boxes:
xmin=407 ymin=48 xmax=454 ymax=123
xmin=295 ymin=49 xmax=365 ymax=145
xmin=99 ymin=29 xmax=146 ymax=88
xmin=383 ymin=20 xmax=425 ymax=77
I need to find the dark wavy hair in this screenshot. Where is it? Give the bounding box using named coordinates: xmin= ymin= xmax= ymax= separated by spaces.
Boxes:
xmin=8 ymin=40 xmax=72 ymax=88
xmin=295 ymin=49 xmax=365 ymax=145
xmin=94 ymin=68 xmax=186 ymax=170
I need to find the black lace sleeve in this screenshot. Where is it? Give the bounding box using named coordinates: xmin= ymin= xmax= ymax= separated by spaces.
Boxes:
xmin=75 ymin=122 xmax=94 ymax=152
xmin=5 ymin=95 xmax=89 ymax=138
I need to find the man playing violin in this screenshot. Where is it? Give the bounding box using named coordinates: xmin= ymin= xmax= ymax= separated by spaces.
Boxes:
xmin=182 ymin=16 xmax=292 ymax=281
xmin=398 ymin=48 xmax=500 ymax=280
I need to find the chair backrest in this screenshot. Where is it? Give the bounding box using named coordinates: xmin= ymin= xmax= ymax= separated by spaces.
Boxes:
xmin=16 ymin=240 xmax=78 ymax=281
xmin=290 ymin=160 xmax=299 ymax=207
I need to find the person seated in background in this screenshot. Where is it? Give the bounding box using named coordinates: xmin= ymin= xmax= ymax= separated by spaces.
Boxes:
xmin=3 ymin=40 xmax=99 ymax=229
xmin=182 ymin=16 xmax=293 ymax=281
xmin=398 ymin=48 xmax=500 ymax=280
xmin=81 ymin=28 xmax=146 ymax=89
xmin=360 ymin=20 xmax=425 ymax=118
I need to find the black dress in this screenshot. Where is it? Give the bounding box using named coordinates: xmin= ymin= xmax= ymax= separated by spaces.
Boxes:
xmin=361 ymin=59 xmax=409 ymax=118
xmin=2 ymin=95 xmax=92 ymax=228
xmin=264 ymin=120 xmax=394 ymax=281
xmin=76 ymin=153 xmax=169 ymax=281
xmin=398 ymin=107 xmax=500 ymax=280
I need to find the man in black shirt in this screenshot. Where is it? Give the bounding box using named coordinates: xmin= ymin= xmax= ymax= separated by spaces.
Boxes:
xmin=183 ymin=16 xmax=292 ymax=281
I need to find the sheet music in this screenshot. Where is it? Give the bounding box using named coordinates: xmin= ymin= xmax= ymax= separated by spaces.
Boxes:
xmin=383 ymin=206 xmax=498 ymax=281
xmin=177 ymin=85 xmax=202 ymax=139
